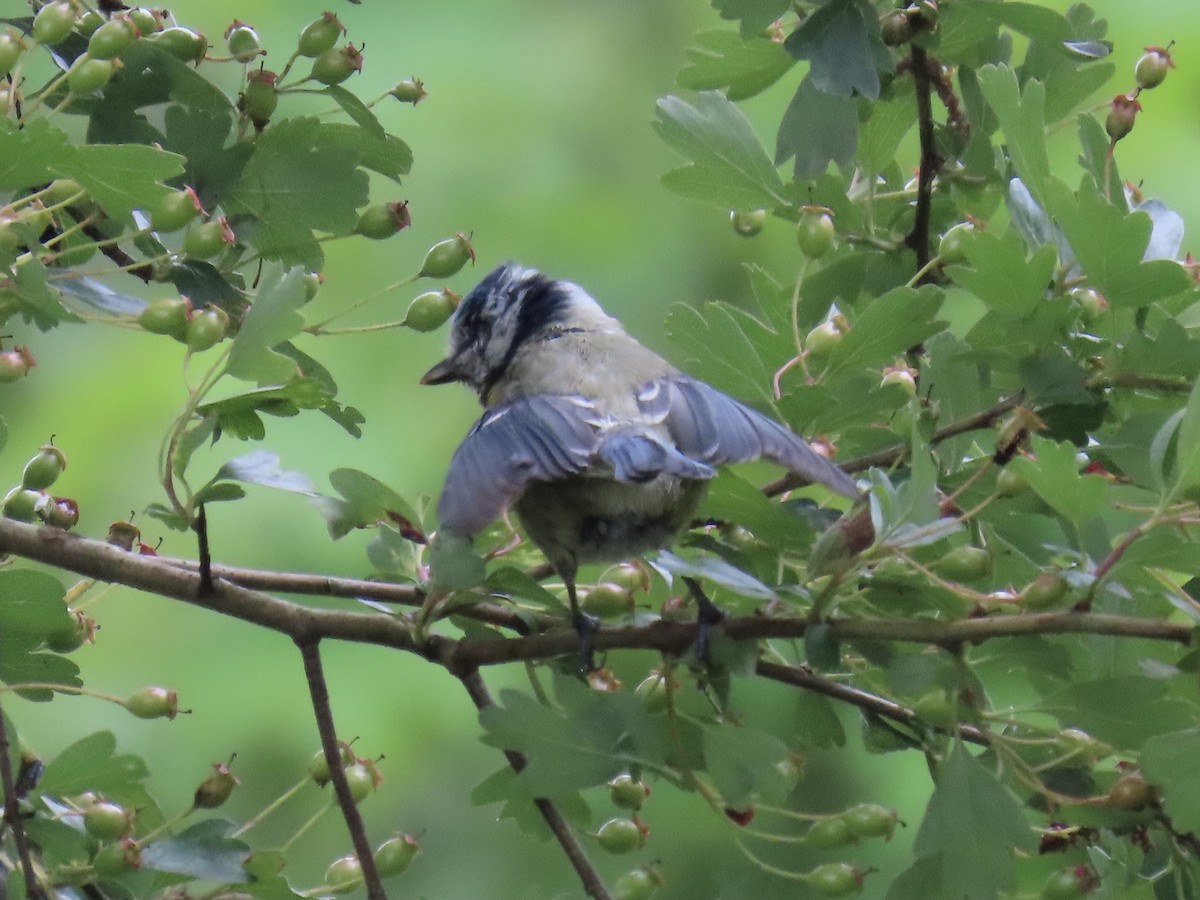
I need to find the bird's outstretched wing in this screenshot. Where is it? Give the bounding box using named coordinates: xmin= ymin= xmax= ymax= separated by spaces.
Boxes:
xmin=438 ymin=395 xmax=600 ymax=536
xmin=637 ymin=375 xmax=860 ymax=499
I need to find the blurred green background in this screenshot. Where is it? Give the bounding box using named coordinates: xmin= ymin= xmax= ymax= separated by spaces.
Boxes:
xmin=4 ymin=1 xmax=1199 ymax=896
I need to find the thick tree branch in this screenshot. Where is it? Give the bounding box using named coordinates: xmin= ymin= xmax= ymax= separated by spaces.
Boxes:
xmin=297 ymin=640 xmax=386 ymax=900
xmin=0 ymin=697 xmax=43 ymax=899
xmin=458 ymin=668 xmax=611 ymax=900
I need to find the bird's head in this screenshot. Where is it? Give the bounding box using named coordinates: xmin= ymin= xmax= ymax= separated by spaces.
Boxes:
xmin=420 ymin=262 xmax=616 ymax=398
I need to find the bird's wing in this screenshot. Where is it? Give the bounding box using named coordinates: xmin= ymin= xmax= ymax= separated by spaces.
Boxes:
xmin=638 ymin=375 xmax=861 ymax=499
xmin=438 ymin=395 xmax=600 ymax=536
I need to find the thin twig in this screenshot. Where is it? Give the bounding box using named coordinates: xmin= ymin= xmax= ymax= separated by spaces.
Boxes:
xmin=296 ymin=639 xmax=387 ymax=900
xmin=457 ymin=668 xmax=612 ymax=900
xmin=905 ymin=46 xmax=941 ymax=278
xmin=0 ymin=697 xmax=43 ymax=899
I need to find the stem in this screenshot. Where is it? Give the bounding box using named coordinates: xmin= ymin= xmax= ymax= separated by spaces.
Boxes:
xmin=230 ymin=776 xmax=311 ymax=838
xmin=0 ymin=698 xmax=43 ymax=899
xmin=905 ymin=45 xmax=940 ymax=279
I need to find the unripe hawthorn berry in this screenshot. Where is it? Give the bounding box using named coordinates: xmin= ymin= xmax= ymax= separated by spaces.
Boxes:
xmin=298 ymin=13 xmax=345 ymax=58
xmin=1135 ymin=46 xmax=1174 ymax=90
xmin=390 ymin=77 xmax=427 ymax=104
xmin=608 ymin=773 xmax=649 ymax=811
xmin=934 ymin=545 xmax=993 ymax=581
xmin=0 ymin=28 xmax=27 ymax=74
xmin=76 ymin=9 xmax=103 ymax=37
xmin=581 ymin=582 xmax=636 ymax=618
xmin=22 ymin=444 xmax=67 ymax=490
xmin=374 ymin=834 xmax=419 ymax=877
xmin=1020 ymin=571 xmax=1070 ymax=610
xmin=842 ymin=803 xmax=896 ymax=839
xmin=797 ymin=206 xmax=835 ymax=258
xmin=3 ymin=487 xmax=45 ymax=522
xmin=149 ymin=26 xmax=207 ymax=64
xmin=355 ymin=201 xmax=411 ymax=240
xmin=1105 ymin=94 xmax=1141 ymax=143
xmin=68 ymin=59 xmax=118 ymax=96
xmin=185 ymin=306 xmax=230 ymax=352
xmin=92 ymin=838 xmax=141 ymax=876
xmin=804 ymin=319 xmax=844 ymax=357
xmin=311 ymin=44 xmax=363 ymax=86
xmin=597 ymin=817 xmax=648 ymax=854
xmin=127 ymin=8 xmax=165 ymax=36
xmin=613 ymin=866 xmax=663 ymax=900
xmin=83 ymin=800 xmax=133 ymax=840
xmin=805 ymin=862 xmax=863 ymax=897
xmin=45 ymin=607 xmax=95 ymax=652
xmin=224 ymin=21 xmax=261 ymax=61
xmin=0 ymin=345 xmax=35 ymax=382
xmin=404 ymin=289 xmax=459 ymax=332
xmin=730 ymin=208 xmax=766 ymax=237
xmin=880 ymin=363 xmax=917 ymax=396
xmin=88 ymin=16 xmax=138 ymax=60
xmin=804 ymin=816 xmax=855 ymax=849
xmin=126 ymin=685 xmax=178 ymax=719
xmin=1108 ymin=772 xmax=1154 ymax=810
xmin=44 ymin=496 xmax=79 ymax=530
xmin=107 ymin=519 xmax=140 ymax=550
xmin=138 ymin=297 xmax=190 ymax=339
xmin=32 ymin=2 xmax=77 ymax=47
xmin=635 ymin=672 xmax=671 ymax=713
xmin=183 ymin=217 xmax=236 ymax=259
xmin=325 ymin=856 xmax=363 ymax=893
xmin=193 ymin=761 xmax=239 ymax=809
xmin=418 ymin=233 xmax=475 ymax=278
xmin=938 ymin=221 xmax=976 ymax=263
xmin=1072 ymin=287 xmax=1108 ymax=323
xmin=880 ymin=9 xmax=912 ymax=46
xmin=308 ymin=741 xmax=357 ymax=786
xmin=343 ymin=760 xmax=381 ymax=802
xmin=150 ymin=187 xmax=203 ymax=233
xmin=239 ymin=69 xmax=278 ymax=130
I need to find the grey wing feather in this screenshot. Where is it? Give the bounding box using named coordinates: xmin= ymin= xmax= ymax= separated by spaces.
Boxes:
xmin=644 ymin=376 xmax=860 ymax=499
xmin=438 ymin=395 xmax=600 ymax=536
xmin=598 ymin=431 xmax=716 ymax=483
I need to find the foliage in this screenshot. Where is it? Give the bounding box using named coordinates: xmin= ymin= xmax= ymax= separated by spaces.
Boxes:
xmin=1 ymin=1 xmax=1199 ymax=899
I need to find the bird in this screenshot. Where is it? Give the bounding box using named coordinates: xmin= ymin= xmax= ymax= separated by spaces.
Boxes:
xmin=421 ymin=262 xmax=860 ymax=666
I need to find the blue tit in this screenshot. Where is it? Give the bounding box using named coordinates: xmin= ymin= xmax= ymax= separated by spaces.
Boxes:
xmin=422 ymin=263 xmax=860 ymax=661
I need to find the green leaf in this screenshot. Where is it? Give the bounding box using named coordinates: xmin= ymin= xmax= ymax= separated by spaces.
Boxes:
xmin=711 ymin=0 xmax=790 ymax=34
xmin=324 ymin=85 xmax=385 ymax=138
xmin=775 ymin=75 xmax=858 ymax=180
xmin=783 ymin=0 xmax=890 ymax=99
xmin=0 ymin=570 xmax=70 ymax=636
xmin=1008 ymin=437 xmax=1107 ymax=526
xmin=56 ymin=276 xmax=145 ymax=317
xmin=1039 ymin=676 xmax=1193 ymax=747
xmin=1017 ymin=347 xmax=1093 ymax=406
xmin=1141 ymin=728 xmax=1200 ymax=834
xmin=193 ymin=482 xmax=246 ymax=504
xmin=702 ymin=722 xmax=795 ymax=806
xmin=976 ymin=65 xmax=1051 ymax=200
xmin=485 ymin=567 xmax=568 ymax=615
xmin=317 ymin=122 xmax=413 ymax=183
xmin=654 ymin=92 xmax=787 ymax=210
xmin=0 ymin=119 xmax=70 ymax=192
xmin=0 ymin=416 xmax=6 ymax=455
xmin=975 ymin=1 xmax=1072 ymax=42
xmin=214 ymin=450 xmax=317 ymax=495
xmin=826 ymin=286 xmax=946 ymax=375
xmin=226 ymin=265 xmax=308 ymax=384
xmin=700 ymin=470 xmax=809 ymax=550
xmin=1171 ymin=379 xmax=1200 ymax=498
xmin=141 ymin=819 xmax=251 ymax=883
xmin=40 ymin=731 xmax=149 ymax=802
xmin=313 ymin=468 xmax=421 ymax=540
xmin=49 ymin=143 xmax=185 ymax=221
xmin=912 ymin=744 xmax=1037 ymax=899
xmin=653 ymin=550 xmax=777 ymax=601
xmin=162 ymin=105 xmax=251 ymax=208
xmin=947 ymin=230 xmax=1056 ymax=316
xmin=197 ymin=380 xmax=336 ymax=441
xmin=2 ymin=258 xmax=77 ymax=331
xmin=857 ymin=80 xmax=917 ymax=176
xmin=677 ymin=30 xmax=795 ymax=101
xmin=793 ymin=690 xmax=846 ymax=749
xmin=428 ymin=531 xmax=486 ymax=593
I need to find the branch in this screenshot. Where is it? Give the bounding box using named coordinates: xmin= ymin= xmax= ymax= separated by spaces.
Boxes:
xmin=904 ymin=45 xmax=941 ymax=277
xmin=458 ymin=668 xmax=612 ymax=900
xmin=0 ymin=697 xmax=43 ymax=899
xmin=297 ymin=640 xmax=386 ymax=900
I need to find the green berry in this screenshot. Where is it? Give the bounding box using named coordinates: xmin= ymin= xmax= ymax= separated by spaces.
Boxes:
xmin=1135 ymin=46 xmax=1173 ymax=90
xmin=185 ymin=307 xmax=229 ymax=352
xmin=582 ymin=582 xmax=636 ymax=618
xmin=127 ymin=8 xmax=165 ymax=36
xmin=0 ymin=346 xmax=35 ymax=382
xmin=390 ymin=77 xmax=427 ymax=104
xmin=880 ymin=365 xmax=917 ymax=396
xmin=3 ymin=487 xmax=45 ymax=522
xmin=613 ymin=866 xmax=662 ymax=900
xmin=298 ymin=13 xmax=345 ymax=58
xmin=1105 ymin=93 xmax=1140 ymax=143
xmin=150 ymin=188 xmax=202 ymax=232
xmin=938 ymin=222 xmax=976 ymax=264
xmin=183 ymin=218 xmax=235 ymax=259
xmin=126 ymin=686 xmax=178 ymax=720
xmin=308 ymin=742 xmax=356 ymax=786
xmin=22 ymin=444 xmax=67 ymax=490
xmin=418 ymin=233 xmax=475 ymax=279
xmin=609 ymin=774 xmax=649 ymax=811
xmin=33 ymin=2 xmax=77 ymax=47
xmin=45 ymin=608 xmax=94 ymax=652
xmin=87 ymin=16 xmax=137 ymax=60
xmin=76 ymin=10 xmax=103 ymax=38
xmin=344 ymin=761 xmax=379 ymax=802
xmin=934 ymin=545 xmax=993 ymax=582
xmin=635 ymin=673 xmax=670 ymax=714
xmin=193 ymin=761 xmax=238 ymax=809
xmin=224 ymin=21 xmax=261 ymax=60
xmin=355 ymin=201 xmax=411 ymax=239
xmin=996 ymin=466 xmax=1028 ymax=497
xmin=404 ymin=289 xmax=458 ymax=332
xmin=92 ymin=839 xmax=141 ymax=876
xmin=804 ymin=320 xmax=844 ymax=357
xmin=597 ymin=817 xmax=647 ymax=854
xmin=731 ymin=209 xmax=766 ymax=237
xmin=1072 ymin=287 xmax=1109 ymax=323
xmin=325 ymin=856 xmax=362 ymax=893
xmin=806 ymin=862 xmax=862 ymax=897
xmin=1020 ymin=571 xmax=1070 ymax=610
xmin=148 ymin=26 xmax=207 ymax=64
xmin=841 ymin=803 xmax=896 ymax=840
xmin=138 ymin=297 xmax=190 ymax=339
xmin=804 ymin=816 xmax=855 ymax=849
xmin=374 ymin=834 xmax=419 ymax=877
xmin=311 ymin=44 xmax=362 ymax=86
xmin=0 ymin=29 xmax=26 ymax=74
xmin=880 ymin=9 xmax=912 ymax=46
xmin=68 ymin=58 xmax=116 ymax=94
xmin=797 ymin=206 xmax=835 ymax=258
xmin=1108 ymin=772 xmax=1154 ymax=810
xmin=239 ymin=69 xmax=278 ymax=129
xmin=83 ymin=801 xmax=132 ymax=841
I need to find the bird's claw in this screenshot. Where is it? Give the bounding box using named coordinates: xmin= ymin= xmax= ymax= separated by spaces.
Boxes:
xmin=571 ymin=610 xmax=602 ymax=673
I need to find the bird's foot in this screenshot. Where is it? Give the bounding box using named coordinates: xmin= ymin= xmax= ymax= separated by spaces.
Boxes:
xmin=571 ymin=610 xmax=602 ymax=673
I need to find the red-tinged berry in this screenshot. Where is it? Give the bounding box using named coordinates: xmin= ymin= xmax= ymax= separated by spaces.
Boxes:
xmin=185 ymin=306 xmax=229 ymax=352
xmin=1105 ymin=94 xmax=1140 ymax=143
xmin=724 ymin=805 xmax=755 ymax=827
xmin=194 ymin=761 xmax=239 ymax=809
xmin=797 ymin=205 xmax=835 ymax=258
xmin=22 ymin=444 xmax=67 ymax=490
xmin=404 ymin=289 xmax=459 ymax=332
xmin=298 ymin=13 xmax=345 ymax=58
xmin=224 ymin=21 xmax=261 ymax=61
xmin=355 ymin=201 xmax=411 ymax=240
xmin=344 ymin=760 xmax=380 ymax=802
xmin=374 ymin=834 xmax=419 ymax=877
xmin=126 ymin=685 xmax=178 ymax=720
xmin=938 ymin=221 xmax=976 ymax=263
xmin=0 ymin=28 xmax=27 ymax=74
xmin=127 ymin=8 xmax=165 ymax=36
xmin=581 ymin=582 xmax=636 ymax=618
xmin=934 ymin=545 xmax=993 ymax=581
xmin=325 ymin=856 xmax=363 ymax=893
xmin=0 ymin=346 xmax=35 ymax=382
xmin=635 ymin=672 xmax=671 ymax=713
xmin=613 ymin=866 xmax=663 ymax=900
xmin=183 ymin=217 xmax=235 ymax=259
xmin=597 ymin=817 xmax=647 ymax=854
xmin=311 ymin=43 xmax=362 ymax=86
xmin=880 ymin=9 xmax=912 ymax=46
xmin=609 ymin=773 xmax=649 ymax=811
xmin=804 ymin=320 xmax=844 ymax=358
xmin=92 ymin=838 xmax=141 ymax=876
xmin=33 ymin=2 xmax=77 ymax=47
xmin=1135 ymin=46 xmax=1174 ymax=91
xmin=842 ymin=803 xmax=896 ymax=840
xmin=418 ymin=232 xmax=475 ymax=278
xmin=151 ymin=188 xmax=203 ymax=232
xmin=730 ymin=209 xmax=766 ymax=237
xmin=44 ymin=496 xmax=79 ymax=530
xmin=107 ymin=519 xmax=140 ymax=550
xmin=239 ymin=68 xmax=278 ymax=130
xmin=1020 ymin=571 xmax=1070 ymax=610
xmin=1108 ymin=772 xmax=1154 ymax=810
xmin=149 ymin=26 xmax=207 ymax=64
xmin=308 ymin=742 xmax=357 ymax=786
xmin=138 ymin=297 xmax=190 ymax=339
xmin=804 ymin=816 xmax=855 ymax=849
xmin=1072 ymin=287 xmax=1109 ymax=323
xmin=88 ymin=16 xmax=137 ymax=60
xmin=390 ymin=77 xmax=427 ymax=104
xmin=806 ymin=862 xmax=863 ymax=897
xmin=45 ymin=607 xmax=95 ymax=652
xmin=83 ymin=801 xmax=133 ymax=841
xmin=3 ymin=487 xmax=45 ymax=523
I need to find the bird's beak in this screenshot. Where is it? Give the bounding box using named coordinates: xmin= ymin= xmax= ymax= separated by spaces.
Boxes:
xmin=420 ymin=355 xmax=465 ymax=386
